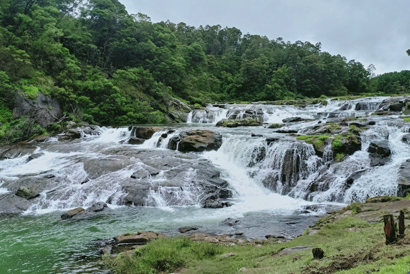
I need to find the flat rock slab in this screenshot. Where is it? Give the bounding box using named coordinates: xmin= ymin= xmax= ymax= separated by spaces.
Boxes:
xmin=188 ymin=232 xmax=248 ymax=244
xmin=114 ymin=231 xmax=166 ymax=245
xmin=277 ymin=246 xmax=313 ymax=256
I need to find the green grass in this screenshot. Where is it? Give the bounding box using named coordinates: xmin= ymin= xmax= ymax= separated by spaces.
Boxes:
xmin=404 ymin=117 xmax=410 ymax=122
xmin=104 ymin=210 xmax=410 ymax=274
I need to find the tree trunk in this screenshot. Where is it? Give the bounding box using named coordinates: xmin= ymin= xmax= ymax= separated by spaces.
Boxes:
xmin=384 ymin=214 xmax=396 ymax=244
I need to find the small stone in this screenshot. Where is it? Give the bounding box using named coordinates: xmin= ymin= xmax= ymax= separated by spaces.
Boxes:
xmin=222 ymin=218 xmax=240 ymax=226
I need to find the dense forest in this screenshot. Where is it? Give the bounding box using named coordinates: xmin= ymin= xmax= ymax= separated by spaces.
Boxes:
xmin=0 ymin=0 xmax=408 ymax=143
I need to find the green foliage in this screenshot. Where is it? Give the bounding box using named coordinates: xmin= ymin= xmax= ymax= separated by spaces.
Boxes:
xmin=0 ymin=99 xmax=12 ymax=124
xmin=0 ymin=0 xmax=396 ymax=142
xmin=332 ymin=136 xmax=343 ymax=150
xmin=335 ymin=152 xmax=345 ymax=162
xmin=0 ymin=117 xmax=46 ymax=144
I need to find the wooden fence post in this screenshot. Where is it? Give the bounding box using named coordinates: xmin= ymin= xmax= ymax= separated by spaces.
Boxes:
xmin=399 ymin=210 xmax=405 ymax=237
xmin=384 ymin=214 xmax=396 ymax=245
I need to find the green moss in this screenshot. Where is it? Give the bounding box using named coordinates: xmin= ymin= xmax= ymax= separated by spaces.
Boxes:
xmin=297 ymin=134 xmax=330 ymax=151
xmin=404 ymin=117 xmax=410 ymax=122
xmin=22 ymin=85 xmax=39 ymax=100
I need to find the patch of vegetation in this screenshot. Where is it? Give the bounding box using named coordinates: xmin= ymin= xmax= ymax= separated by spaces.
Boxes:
xmin=332 ymin=136 xmax=344 ymax=150
xmin=346 ymin=202 xmax=362 ymax=215
xmin=104 ymin=237 xmax=223 ymax=274
xmin=297 ymin=134 xmax=330 ymax=151
xmin=404 ymin=117 xmax=410 ymax=122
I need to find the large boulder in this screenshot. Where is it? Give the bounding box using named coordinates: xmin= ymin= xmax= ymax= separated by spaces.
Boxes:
xmin=168 ymin=130 xmax=222 ymax=152
xmin=13 ymin=91 xmax=63 ymax=127
xmin=367 ymin=140 xmax=391 ymax=166
xmin=167 ymin=98 xmax=191 ymax=122
xmin=0 ymin=193 xmax=30 ymax=214
xmin=130 ymin=127 xmax=161 ymax=139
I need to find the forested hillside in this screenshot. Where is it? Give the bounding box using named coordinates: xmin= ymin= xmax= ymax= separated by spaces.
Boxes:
xmin=0 ymin=0 xmax=405 ymax=143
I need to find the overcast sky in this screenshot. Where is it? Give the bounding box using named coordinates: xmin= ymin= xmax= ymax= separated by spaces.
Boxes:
xmin=121 ymin=0 xmax=409 ymax=75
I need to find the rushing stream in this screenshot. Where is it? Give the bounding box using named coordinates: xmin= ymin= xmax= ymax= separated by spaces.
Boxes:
xmin=1 ymin=96 xmax=410 ymax=273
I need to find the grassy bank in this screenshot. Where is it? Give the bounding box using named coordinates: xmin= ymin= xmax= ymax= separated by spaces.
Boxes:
xmin=104 ymin=197 xmax=410 ymax=274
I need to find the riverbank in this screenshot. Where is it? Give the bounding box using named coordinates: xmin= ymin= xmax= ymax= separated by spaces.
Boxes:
xmin=104 ymin=196 xmax=410 ymax=274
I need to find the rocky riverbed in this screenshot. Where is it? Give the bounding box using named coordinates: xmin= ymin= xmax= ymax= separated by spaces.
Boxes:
xmin=2 ymin=96 xmax=410 ymax=273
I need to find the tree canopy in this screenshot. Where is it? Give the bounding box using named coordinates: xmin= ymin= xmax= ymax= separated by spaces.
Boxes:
xmin=0 ymin=0 xmax=405 ymax=141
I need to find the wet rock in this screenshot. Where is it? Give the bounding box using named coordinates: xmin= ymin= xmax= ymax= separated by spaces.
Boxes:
xmin=111 ymin=150 xmax=232 ymax=207
xmin=216 ymin=118 xmax=261 ymax=127
xmin=248 ymin=146 xmax=266 ymax=167
xmin=26 ymin=153 xmax=45 ymax=162
xmin=83 ymin=156 xmax=132 ymax=179
xmin=0 ymin=193 xmax=30 ymax=214
xmin=0 ymin=145 xmax=37 ymax=160
xmin=389 ymin=102 xmax=404 ymax=112
xmin=59 ymin=129 xmax=82 ymax=140
xmin=346 ymin=169 xmax=367 ymax=187
xmin=127 ymin=137 xmax=145 ymax=145
xmin=203 ymin=199 xmax=232 ymax=208
xmin=130 ymin=166 xmax=160 ymax=179
xmin=402 ymin=134 xmax=410 ymax=144
xmin=275 ymin=129 xmax=298 ymax=134
xmin=61 ymin=207 xmax=85 ymax=219
xmin=15 ymin=186 xmax=40 ymax=200
xmin=268 ymin=123 xmax=283 ymax=129
xmin=87 ymin=202 xmax=107 ymax=212
xmin=178 ymin=226 xmax=198 ymax=233
xmin=266 ymin=137 xmax=280 ymax=145
xmin=222 ymin=218 xmax=240 ymax=226
xmin=282 ymin=117 xmax=312 ymax=123
xmin=130 ymin=127 xmax=161 ymax=139
xmin=368 ymin=121 xmax=376 ymax=126
xmin=398 ymin=159 xmax=410 ymax=196
xmin=114 ymin=231 xmax=166 ymax=245
xmin=367 ymin=140 xmax=391 ymax=166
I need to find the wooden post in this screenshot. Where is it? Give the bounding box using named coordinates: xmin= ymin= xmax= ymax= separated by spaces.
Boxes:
xmin=399 ymin=210 xmax=405 ymax=237
xmin=384 ymin=214 xmax=397 ymax=244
